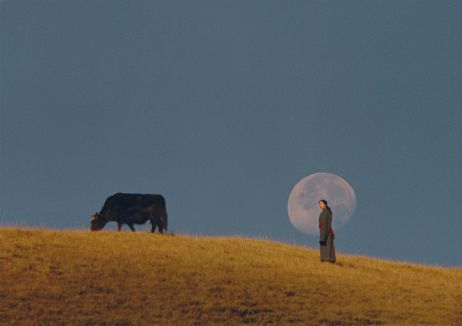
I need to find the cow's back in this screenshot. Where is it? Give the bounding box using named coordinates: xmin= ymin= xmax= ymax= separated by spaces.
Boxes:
xmin=100 ymin=193 xmax=165 ymax=218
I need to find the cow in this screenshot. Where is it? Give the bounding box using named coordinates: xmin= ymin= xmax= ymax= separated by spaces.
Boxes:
xmin=90 ymin=193 xmax=168 ymax=233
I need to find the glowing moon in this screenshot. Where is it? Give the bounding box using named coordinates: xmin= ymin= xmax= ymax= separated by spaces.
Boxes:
xmin=287 ymin=172 xmax=356 ymax=235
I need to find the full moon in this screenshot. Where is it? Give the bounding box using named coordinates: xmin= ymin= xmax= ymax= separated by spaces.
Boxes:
xmin=287 ymin=172 xmax=356 ymax=235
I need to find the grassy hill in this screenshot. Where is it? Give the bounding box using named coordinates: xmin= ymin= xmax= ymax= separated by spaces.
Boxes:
xmin=0 ymin=228 xmax=461 ymax=325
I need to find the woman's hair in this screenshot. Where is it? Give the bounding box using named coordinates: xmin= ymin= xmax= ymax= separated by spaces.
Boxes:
xmin=319 ymin=199 xmax=332 ymax=215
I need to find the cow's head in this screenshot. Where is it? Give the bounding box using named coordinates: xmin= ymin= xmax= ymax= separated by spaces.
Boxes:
xmin=90 ymin=212 xmax=106 ymax=231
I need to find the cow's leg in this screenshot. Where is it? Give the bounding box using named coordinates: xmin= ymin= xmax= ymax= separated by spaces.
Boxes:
xmin=117 ymin=222 xmax=123 ymax=231
xmin=150 ymin=220 xmax=157 ymax=233
xmin=127 ymin=223 xmax=135 ymax=232
xmin=157 ymin=222 xmax=164 ymax=234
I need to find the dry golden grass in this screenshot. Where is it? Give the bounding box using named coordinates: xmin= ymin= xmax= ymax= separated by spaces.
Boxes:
xmin=0 ymin=227 xmax=461 ymax=325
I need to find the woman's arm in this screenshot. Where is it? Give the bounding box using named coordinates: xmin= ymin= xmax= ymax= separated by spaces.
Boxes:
xmin=319 ymin=211 xmax=328 ymax=243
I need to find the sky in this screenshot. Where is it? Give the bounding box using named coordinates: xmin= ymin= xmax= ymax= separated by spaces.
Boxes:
xmin=1 ymin=0 xmax=461 ymax=266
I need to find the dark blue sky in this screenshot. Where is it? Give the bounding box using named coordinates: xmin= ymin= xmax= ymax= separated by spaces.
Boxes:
xmin=1 ymin=1 xmax=461 ymax=266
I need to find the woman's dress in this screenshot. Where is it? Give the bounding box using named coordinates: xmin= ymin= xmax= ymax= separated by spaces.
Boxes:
xmin=319 ymin=208 xmax=336 ymax=263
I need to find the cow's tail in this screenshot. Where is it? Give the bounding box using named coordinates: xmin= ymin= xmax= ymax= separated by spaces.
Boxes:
xmin=162 ymin=204 xmax=168 ymax=232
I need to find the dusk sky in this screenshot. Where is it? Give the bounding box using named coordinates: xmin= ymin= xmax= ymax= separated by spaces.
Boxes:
xmin=1 ymin=1 xmax=461 ymax=266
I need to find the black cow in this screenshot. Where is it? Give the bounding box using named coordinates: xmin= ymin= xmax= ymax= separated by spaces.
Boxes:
xmin=90 ymin=193 xmax=168 ymax=233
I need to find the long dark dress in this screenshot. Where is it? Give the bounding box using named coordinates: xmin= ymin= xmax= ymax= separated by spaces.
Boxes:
xmin=319 ymin=208 xmax=336 ymax=263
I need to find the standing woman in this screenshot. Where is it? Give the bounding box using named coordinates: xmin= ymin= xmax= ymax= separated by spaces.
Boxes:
xmin=318 ymin=199 xmax=336 ymax=263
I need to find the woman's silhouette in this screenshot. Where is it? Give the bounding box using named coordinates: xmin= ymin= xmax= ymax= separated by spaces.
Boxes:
xmin=318 ymin=199 xmax=336 ymax=263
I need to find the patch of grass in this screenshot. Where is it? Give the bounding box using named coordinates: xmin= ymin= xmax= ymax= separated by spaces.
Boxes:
xmin=0 ymin=228 xmax=461 ymax=325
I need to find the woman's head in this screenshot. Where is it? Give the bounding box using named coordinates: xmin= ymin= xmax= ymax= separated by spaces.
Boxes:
xmin=318 ymin=199 xmax=327 ymax=209
xmin=319 ymin=199 xmax=332 ymax=214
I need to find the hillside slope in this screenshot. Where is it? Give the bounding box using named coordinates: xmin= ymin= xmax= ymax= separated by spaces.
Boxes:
xmin=0 ymin=228 xmax=461 ymax=325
